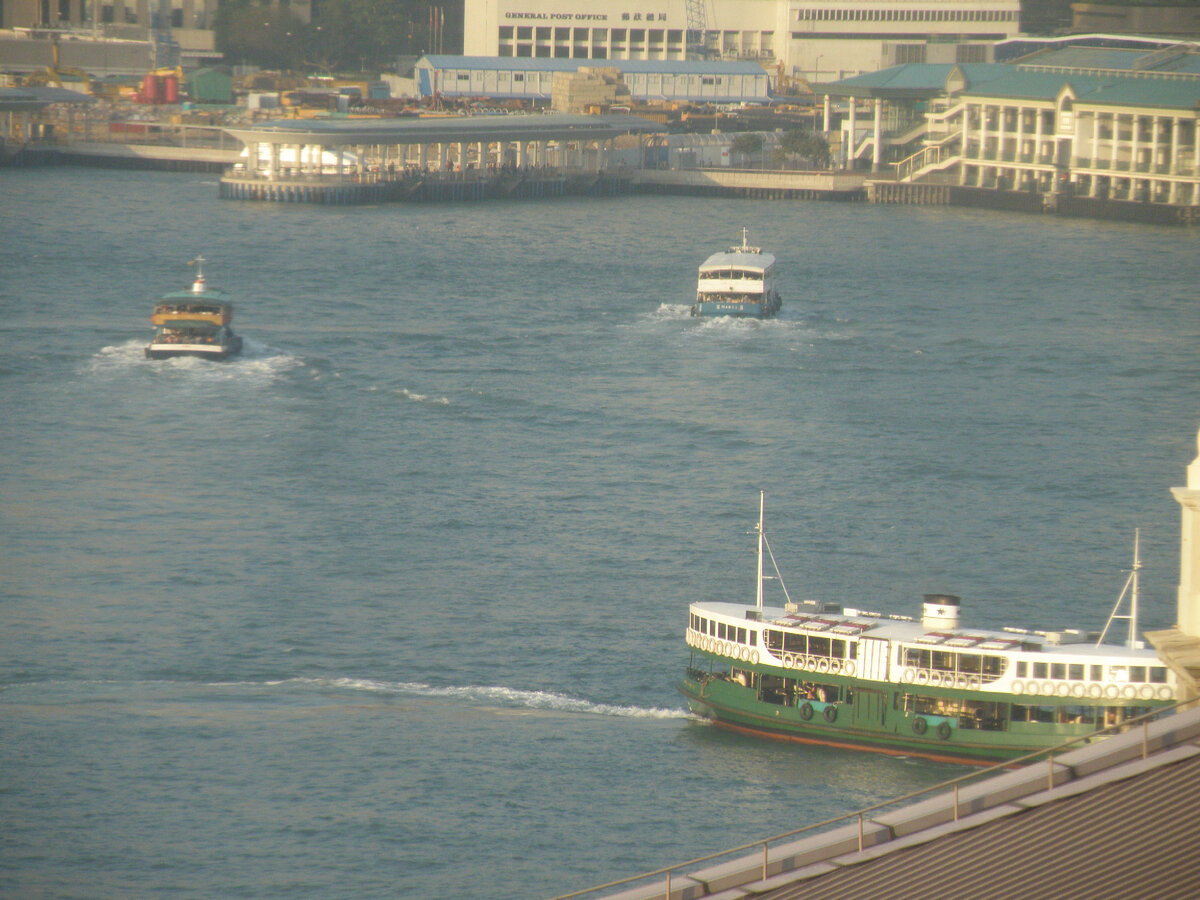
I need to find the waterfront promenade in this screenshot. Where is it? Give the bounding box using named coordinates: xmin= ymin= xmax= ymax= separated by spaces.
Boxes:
xmin=8 ymin=119 xmax=1200 ymax=223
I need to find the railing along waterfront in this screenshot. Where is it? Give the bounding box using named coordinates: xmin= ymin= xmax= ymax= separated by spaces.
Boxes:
xmin=546 ymin=698 xmax=1199 ymax=900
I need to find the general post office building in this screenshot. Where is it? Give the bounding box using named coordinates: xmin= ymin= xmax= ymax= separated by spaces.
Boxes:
xmin=462 ymin=0 xmax=1022 ymax=84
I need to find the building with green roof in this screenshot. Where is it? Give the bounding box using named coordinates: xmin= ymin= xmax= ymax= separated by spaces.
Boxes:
xmin=822 ymin=44 xmax=1200 ymax=209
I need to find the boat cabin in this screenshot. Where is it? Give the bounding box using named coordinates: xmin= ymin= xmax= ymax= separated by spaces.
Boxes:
xmin=151 ymin=300 xmax=234 ymax=326
xmin=150 ymin=321 xmax=228 ymax=345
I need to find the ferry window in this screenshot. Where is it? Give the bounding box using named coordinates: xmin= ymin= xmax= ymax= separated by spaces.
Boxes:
xmin=982 ymin=656 xmax=1003 ymax=678
xmin=1130 ymin=666 xmax=1147 ymax=683
xmin=1051 ymin=663 xmax=1067 ymax=680
xmin=931 ymin=651 xmax=955 ymax=672
xmin=717 ymin=623 xmax=727 ymax=640
xmin=1110 ymin=665 xmax=1128 ymax=681
xmin=831 ymin=639 xmax=845 ymax=660
xmin=1091 ymin=665 xmax=1103 ymax=681
xmin=1013 ymin=703 xmax=1056 ymax=723
xmin=1150 ymin=667 xmax=1168 ymax=684
xmin=764 ymin=629 xmax=782 ymax=651
xmin=1068 ymin=664 xmax=1084 ymax=681
xmin=1033 ymin=662 xmax=1048 ymax=679
xmin=736 ymin=627 xmax=747 ymax=644
xmin=748 ymin=630 xmax=757 ymax=646
xmin=959 ymin=654 xmax=982 ymax=674
xmin=708 ymin=619 xmax=716 ymax=636
xmin=1016 ymin=661 xmax=1028 ymax=678
xmin=784 ymin=632 xmax=806 ymax=654
xmin=849 ymin=643 xmax=857 ymax=660
xmin=1062 ymin=705 xmax=1096 ymax=725
xmin=808 ymin=636 xmax=830 ymax=657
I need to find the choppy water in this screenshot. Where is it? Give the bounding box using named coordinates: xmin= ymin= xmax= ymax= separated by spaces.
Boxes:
xmin=2 ymin=168 xmax=1198 ymax=899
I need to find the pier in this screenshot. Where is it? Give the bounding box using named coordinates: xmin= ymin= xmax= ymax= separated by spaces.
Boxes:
xmin=634 ymin=168 xmax=865 ymax=201
xmin=9 ymin=107 xmax=1199 ymax=221
xmin=214 ymin=112 xmax=655 ymax=204
xmin=216 ymin=168 xmax=634 ymax=204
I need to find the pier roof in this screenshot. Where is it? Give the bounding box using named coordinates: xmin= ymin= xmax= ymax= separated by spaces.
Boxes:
xmin=825 ymin=59 xmax=1200 ymax=111
xmin=222 ymin=112 xmax=660 ymax=148
xmin=821 ymin=63 xmax=1010 ymax=99
xmin=0 ymin=86 xmax=96 ymax=110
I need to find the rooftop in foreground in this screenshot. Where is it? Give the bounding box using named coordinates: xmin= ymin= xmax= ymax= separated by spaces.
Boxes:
xmin=568 ymin=703 xmax=1200 ymax=900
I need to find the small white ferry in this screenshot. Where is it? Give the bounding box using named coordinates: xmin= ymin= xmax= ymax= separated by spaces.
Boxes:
xmin=691 ymin=228 xmax=781 ymax=319
xmin=680 ymin=489 xmax=1180 ymax=765
xmin=145 ymin=256 xmax=243 ymax=361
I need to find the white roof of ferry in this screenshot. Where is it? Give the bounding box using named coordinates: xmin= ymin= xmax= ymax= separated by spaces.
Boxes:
xmin=699 ymin=247 xmax=775 ymax=273
xmin=699 ymin=230 xmax=775 ymax=273
xmin=695 ymin=600 xmax=1163 ymax=661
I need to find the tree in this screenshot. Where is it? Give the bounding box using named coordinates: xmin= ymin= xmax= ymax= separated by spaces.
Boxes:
xmin=215 ymin=0 xmax=464 ymax=75
xmin=729 ymin=132 xmax=763 ymax=162
xmin=215 ymin=3 xmax=309 ymax=71
xmin=778 ymin=129 xmax=831 ymax=169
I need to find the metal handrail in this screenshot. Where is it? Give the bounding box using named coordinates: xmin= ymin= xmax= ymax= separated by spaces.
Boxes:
xmin=546 ymin=697 xmax=1198 ymax=900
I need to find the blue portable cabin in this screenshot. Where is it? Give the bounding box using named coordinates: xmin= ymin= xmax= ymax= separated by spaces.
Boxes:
xmin=413 ymin=55 xmax=770 ymax=105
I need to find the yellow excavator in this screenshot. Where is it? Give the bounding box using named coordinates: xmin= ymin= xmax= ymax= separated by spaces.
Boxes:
xmin=23 ymin=38 xmax=93 ymax=94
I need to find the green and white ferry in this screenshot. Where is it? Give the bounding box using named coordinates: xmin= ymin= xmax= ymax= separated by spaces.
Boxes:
xmin=679 ymin=494 xmax=1176 ymax=765
xmin=145 ymin=256 xmax=243 ymax=361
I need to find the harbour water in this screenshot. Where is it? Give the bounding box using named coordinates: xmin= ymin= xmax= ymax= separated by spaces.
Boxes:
xmin=2 ymin=169 xmax=1199 ymax=899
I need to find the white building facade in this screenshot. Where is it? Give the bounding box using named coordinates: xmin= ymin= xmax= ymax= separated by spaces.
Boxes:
xmin=462 ymin=0 xmax=1021 ymax=84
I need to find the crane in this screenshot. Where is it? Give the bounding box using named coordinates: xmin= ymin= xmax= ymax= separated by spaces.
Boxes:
xmin=684 ymin=0 xmax=711 ymax=60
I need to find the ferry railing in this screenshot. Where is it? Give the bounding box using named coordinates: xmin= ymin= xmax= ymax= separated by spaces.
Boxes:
xmin=545 ymin=697 xmax=1200 ymax=900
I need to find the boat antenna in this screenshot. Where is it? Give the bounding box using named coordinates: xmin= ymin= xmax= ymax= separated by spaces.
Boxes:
xmin=1096 ymin=529 xmax=1141 ymax=649
xmin=754 ymin=491 xmax=793 ymax=611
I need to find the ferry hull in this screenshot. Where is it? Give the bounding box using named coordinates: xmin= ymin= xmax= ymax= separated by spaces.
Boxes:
xmin=691 ymin=296 xmax=781 ymax=319
xmin=145 ymin=336 xmax=242 ymax=361
xmin=677 ymin=658 xmax=1162 ymax=766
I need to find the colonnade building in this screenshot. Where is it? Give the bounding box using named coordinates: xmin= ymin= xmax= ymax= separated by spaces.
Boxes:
xmin=462 ymin=0 xmax=1021 ymax=84
xmin=829 ymin=44 xmax=1200 ymax=208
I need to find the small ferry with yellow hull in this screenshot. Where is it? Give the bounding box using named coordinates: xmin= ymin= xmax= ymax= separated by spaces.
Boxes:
xmin=679 ymin=493 xmax=1177 ymax=765
xmin=145 ymin=256 xmax=243 ymax=361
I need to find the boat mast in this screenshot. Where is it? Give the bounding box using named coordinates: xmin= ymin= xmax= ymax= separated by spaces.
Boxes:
xmin=756 ymin=490 xmax=765 ymax=612
xmin=1097 ymin=529 xmax=1142 ymax=649
xmin=1129 ymin=529 xmax=1141 ymax=648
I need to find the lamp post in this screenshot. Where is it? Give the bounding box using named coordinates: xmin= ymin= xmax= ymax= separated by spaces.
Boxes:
xmin=814 ymin=55 xmax=823 ymax=83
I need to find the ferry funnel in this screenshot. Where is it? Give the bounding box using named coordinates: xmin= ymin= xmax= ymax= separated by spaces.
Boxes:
xmin=922 ymin=593 xmax=961 ymax=630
